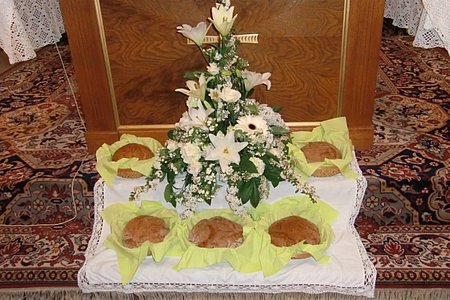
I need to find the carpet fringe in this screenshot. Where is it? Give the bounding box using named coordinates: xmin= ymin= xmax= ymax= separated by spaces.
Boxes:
xmin=0 ymin=288 xmax=449 ymax=300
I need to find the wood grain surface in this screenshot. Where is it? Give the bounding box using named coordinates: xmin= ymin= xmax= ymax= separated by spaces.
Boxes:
xmin=101 ymin=0 xmax=343 ymax=125
xmin=60 ymin=0 xmax=383 ymax=151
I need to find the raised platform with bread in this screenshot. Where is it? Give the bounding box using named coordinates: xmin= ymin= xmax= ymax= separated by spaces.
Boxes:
xmin=78 ymin=1 xmax=376 ymax=297
xmin=78 ymin=153 xmax=375 ymax=297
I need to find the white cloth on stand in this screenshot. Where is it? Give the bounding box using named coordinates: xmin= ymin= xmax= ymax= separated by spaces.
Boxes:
xmin=416 ymin=0 xmax=450 ymax=53
xmin=78 ymin=157 xmax=376 ymax=297
xmin=0 ymin=0 xmax=65 ymax=64
xmin=384 ymin=0 xmax=450 ymax=54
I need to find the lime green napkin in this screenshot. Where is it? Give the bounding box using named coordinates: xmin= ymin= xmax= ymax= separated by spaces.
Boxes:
xmin=175 ymin=209 xmax=261 ymax=273
xmin=96 ymin=134 xmax=162 ymax=185
xmin=249 ymin=196 xmax=339 ymax=277
xmin=288 ymin=117 xmax=356 ymax=179
xmin=101 ymin=201 xmax=183 ymax=285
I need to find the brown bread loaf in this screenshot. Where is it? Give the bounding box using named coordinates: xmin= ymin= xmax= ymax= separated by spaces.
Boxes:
xmin=301 ymin=141 xmax=341 ymax=177
xmin=122 ymin=215 xmax=169 ymax=249
xmin=269 ymin=215 xmax=320 ymax=259
xmin=189 ymin=216 xmax=244 ymax=248
xmin=112 ymin=143 xmax=154 ymax=178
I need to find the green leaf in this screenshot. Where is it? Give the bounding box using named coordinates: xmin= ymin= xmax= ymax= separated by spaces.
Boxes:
xmin=239 ymin=155 xmax=257 ymax=173
xmin=166 ymin=170 xmax=175 ymax=183
xmin=167 ymin=130 xmax=174 ymax=140
xmin=173 ymin=159 xmax=185 ymax=171
xmin=164 ymin=183 xmax=176 ymax=207
xmin=272 ymin=105 xmax=283 ymax=112
xmin=183 ymin=70 xmax=203 ymax=80
xmin=217 ymin=121 xmax=228 ymax=134
xmin=247 ymin=104 xmax=258 ymax=114
xmin=264 ymin=164 xmax=282 ymax=188
xmin=159 ymin=148 xmax=169 ymax=157
xmin=237 ymin=177 xmax=261 ymax=207
xmin=261 ymin=152 xmax=279 ymax=164
xmin=270 ymin=125 xmax=290 ymax=136
xmin=204 ymin=191 xmax=212 ymax=205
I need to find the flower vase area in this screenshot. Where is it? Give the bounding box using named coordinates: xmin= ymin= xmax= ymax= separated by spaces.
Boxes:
xmin=81 ymin=0 xmax=376 ymax=297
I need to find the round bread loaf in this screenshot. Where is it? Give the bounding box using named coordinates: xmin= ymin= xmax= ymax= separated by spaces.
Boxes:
xmin=301 ymin=141 xmax=341 ymax=177
xmin=112 ymin=143 xmax=154 ymax=178
xmin=268 ymin=215 xmax=320 ymax=259
xmin=189 ymin=216 xmax=244 ymax=248
xmin=122 ymin=215 xmax=169 ymax=249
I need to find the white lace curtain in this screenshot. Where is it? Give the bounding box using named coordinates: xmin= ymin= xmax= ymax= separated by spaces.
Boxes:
xmin=384 ymin=0 xmax=449 ymax=54
xmin=0 ymin=0 xmax=65 ymax=64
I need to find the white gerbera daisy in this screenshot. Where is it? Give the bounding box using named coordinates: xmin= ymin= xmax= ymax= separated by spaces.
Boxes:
xmin=235 ymin=115 xmax=269 ymax=135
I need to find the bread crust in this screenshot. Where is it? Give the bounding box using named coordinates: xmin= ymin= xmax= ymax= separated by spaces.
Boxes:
xmin=301 ymin=141 xmax=341 ymax=177
xmin=112 ymin=143 xmax=154 ymax=178
xmin=122 ymin=215 xmax=169 ymax=249
xmin=189 ymin=216 xmax=244 ymax=248
xmin=269 ymin=215 xmax=320 ymax=259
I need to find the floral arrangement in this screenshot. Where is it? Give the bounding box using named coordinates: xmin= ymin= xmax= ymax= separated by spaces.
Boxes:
xmin=131 ymin=0 xmax=318 ymax=217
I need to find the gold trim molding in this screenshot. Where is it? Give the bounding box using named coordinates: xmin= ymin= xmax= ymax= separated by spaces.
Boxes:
xmin=187 ymin=34 xmax=259 ymax=45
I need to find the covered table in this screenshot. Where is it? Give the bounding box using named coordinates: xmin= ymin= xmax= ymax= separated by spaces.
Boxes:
xmin=78 ymin=156 xmax=376 ymax=298
xmin=0 ymin=0 xmax=65 ymax=64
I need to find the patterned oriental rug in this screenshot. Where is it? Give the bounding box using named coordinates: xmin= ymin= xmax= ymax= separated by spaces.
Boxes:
xmin=0 ymin=35 xmax=449 ymax=292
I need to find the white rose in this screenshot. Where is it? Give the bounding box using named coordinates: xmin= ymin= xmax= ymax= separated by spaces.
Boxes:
xmin=180 ymin=143 xmax=201 ymax=164
xmin=166 ymin=140 xmax=178 ymax=152
xmin=220 ymin=87 xmax=241 ymax=103
xmin=188 ymin=161 xmax=203 ymax=176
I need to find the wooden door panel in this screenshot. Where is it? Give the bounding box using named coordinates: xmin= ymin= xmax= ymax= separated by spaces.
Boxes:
xmin=100 ymin=0 xmax=344 ymax=125
xmin=61 ymin=0 xmax=383 ymax=151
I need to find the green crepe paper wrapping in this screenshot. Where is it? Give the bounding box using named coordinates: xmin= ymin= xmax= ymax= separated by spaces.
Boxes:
xmin=288 ymin=117 xmax=357 ymax=179
xmin=96 ymin=134 xmax=162 ymax=185
xmin=249 ymin=196 xmax=339 ymax=277
xmin=175 ymin=209 xmax=261 ymax=273
xmin=101 ymin=201 xmax=183 ymax=285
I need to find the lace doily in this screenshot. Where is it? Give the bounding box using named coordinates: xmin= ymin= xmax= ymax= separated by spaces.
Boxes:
xmin=0 ymin=0 xmax=65 ymax=64
xmin=416 ymin=0 xmax=450 ymax=53
xmin=78 ymin=153 xmax=376 ymax=297
xmin=384 ymin=0 xmax=449 ymax=54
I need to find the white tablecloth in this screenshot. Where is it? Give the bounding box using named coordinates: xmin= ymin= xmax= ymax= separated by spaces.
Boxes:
xmin=384 ymin=0 xmax=450 ymax=54
xmin=78 ymin=157 xmax=376 ymax=297
xmin=0 ymin=0 xmax=65 ymax=64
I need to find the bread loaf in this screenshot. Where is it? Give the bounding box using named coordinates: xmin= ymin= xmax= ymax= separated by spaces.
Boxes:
xmin=301 ymin=141 xmax=341 ymax=177
xmin=189 ymin=216 xmax=244 ymax=248
xmin=269 ymin=215 xmax=320 ymax=259
xmin=122 ymin=215 xmax=169 ymax=249
xmin=112 ymin=143 xmax=154 ymax=178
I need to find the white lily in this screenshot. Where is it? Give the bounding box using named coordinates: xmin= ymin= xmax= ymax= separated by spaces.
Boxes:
xmin=241 ymin=70 xmax=272 ymax=91
xmin=207 ymin=63 xmax=220 ymax=75
xmin=205 ymin=131 xmax=248 ymax=172
xmin=220 ymin=86 xmax=241 ymax=103
xmin=175 ymin=73 xmax=210 ymax=100
xmin=176 ymin=22 xmax=211 ymax=46
xmin=208 ymin=88 xmax=221 ymax=101
xmin=188 ymin=100 xmax=214 ymax=130
xmin=209 ymin=4 xmax=237 ymax=36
